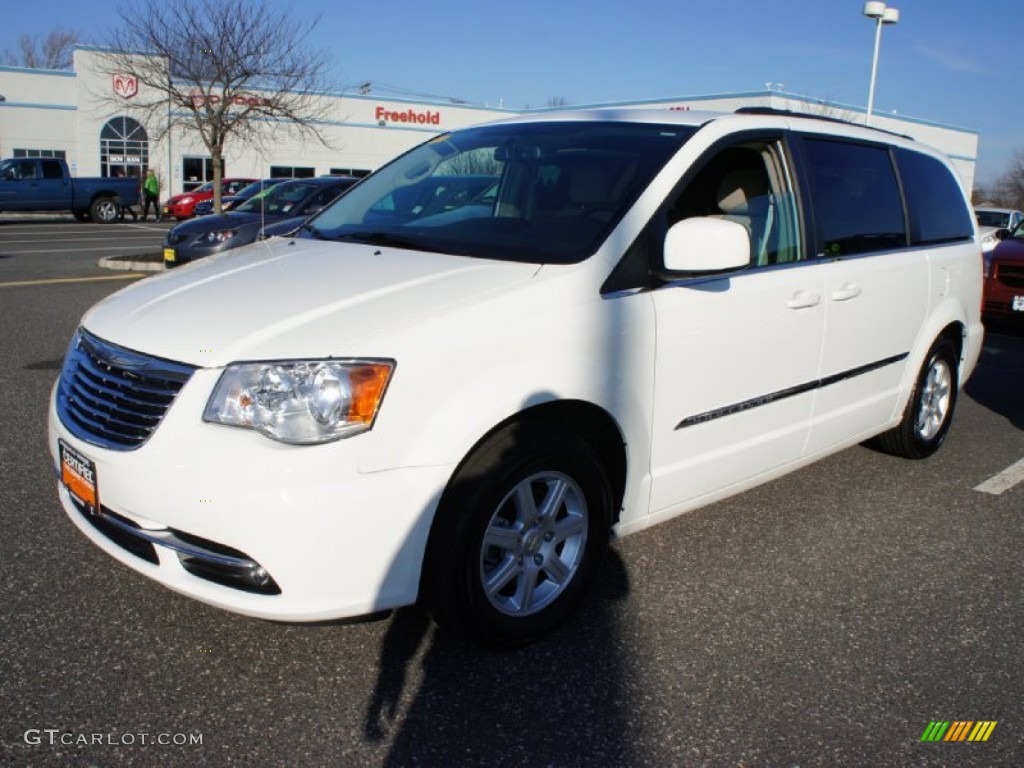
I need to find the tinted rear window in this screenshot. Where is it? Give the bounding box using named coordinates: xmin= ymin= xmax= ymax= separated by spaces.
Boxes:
xmin=895 ymin=149 xmax=973 ymax=245
xmin=803 ymin=138 xmax=906 ymax=257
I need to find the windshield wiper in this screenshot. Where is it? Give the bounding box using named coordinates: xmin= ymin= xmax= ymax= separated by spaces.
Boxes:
xmin=333 ymin=231 xmax=431 ymax=251
xmin=299 ymin=221 xmax=329 ymax=240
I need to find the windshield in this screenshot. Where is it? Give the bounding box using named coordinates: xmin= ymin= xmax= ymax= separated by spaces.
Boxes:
xmin=233 ymin=179 xmax=280 ymax=200
xmin=976 ymin=210 xmax=1011 ymax=228
xmin=235 ymin=181 xmax=320 ymax=215
xmin=307 ymin=121 xmax=694 ymax=264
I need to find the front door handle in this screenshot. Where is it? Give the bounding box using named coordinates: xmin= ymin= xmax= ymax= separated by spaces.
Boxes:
xmin=786 ymin=290 xmax=821 ymax=309
xmin=831 ymin=283 xmax=862 ymax=301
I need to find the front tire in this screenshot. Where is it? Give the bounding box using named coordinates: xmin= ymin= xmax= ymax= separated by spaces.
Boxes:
xmin=72 ymin=210 xmax=91 ymax=222
xmin=422 ymin=421 xmax=613 ymax=646
xmin=873 ymin=337 xmax=959 ymax=459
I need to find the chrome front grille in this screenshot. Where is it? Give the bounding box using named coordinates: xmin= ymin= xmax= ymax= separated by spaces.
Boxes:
xmin=56 ymin=329 xmax=196 ymax=451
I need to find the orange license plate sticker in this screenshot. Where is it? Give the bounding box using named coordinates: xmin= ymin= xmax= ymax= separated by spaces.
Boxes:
xmin=60 ymin=440 xmax=98 ymax=512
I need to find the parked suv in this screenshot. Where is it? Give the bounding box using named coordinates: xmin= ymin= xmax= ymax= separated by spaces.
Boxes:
xmin=50 ymin=109 xmax=983 ymax=645
xmin=983 ymin=218 xmax=1024 ymax=321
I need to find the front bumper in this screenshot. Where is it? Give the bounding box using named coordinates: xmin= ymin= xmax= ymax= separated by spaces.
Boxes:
xmin=48 ymin=375 xmax=452 ymax=622
xmin=983 ymin=274 xmax=1024 ymax=319
xmin=163 ymin=242 xmax=220 ymax=268
xmin=163 ymin=202 xmax=198 ymax=219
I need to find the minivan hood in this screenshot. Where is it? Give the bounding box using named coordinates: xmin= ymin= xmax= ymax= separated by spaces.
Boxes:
xmin=83 ymin=238 xmax=540 ymax=366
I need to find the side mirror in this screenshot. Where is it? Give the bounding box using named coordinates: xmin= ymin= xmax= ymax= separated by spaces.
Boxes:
xmin=662 ymin=217 xmax=751 ymax=274
xmin=994 ymin=228 xmax=1010 ymax=241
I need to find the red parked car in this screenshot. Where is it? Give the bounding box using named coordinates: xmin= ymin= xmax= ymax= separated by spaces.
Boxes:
xmin=162 ymin=177 xmax=257 ymax=220
xmin=984 ymin=221 xmax=1024 ymax=322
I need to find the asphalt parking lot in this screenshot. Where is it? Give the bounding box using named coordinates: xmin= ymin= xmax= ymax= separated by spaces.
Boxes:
xmin=1 ymin=218 xmax=1022 ymax=767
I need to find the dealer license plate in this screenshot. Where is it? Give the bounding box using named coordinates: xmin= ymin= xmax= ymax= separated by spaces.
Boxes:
xmin=163 ymin=248 xmax=176 ymax=264
xmin=1012 ymin=296 xmax=1024 ymax=312
xmin=59 ymin=439 xmax=98 ymax=514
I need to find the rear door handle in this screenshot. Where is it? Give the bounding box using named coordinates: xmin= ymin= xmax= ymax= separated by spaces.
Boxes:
xmin=831 ymin=283 xmax=862 ymax=301
xmin=786 ymin=290 xmax=821 ymax=309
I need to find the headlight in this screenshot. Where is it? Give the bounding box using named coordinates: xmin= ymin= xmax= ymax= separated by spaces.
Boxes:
xmin=198 ymin=228 xmax=239 ymax=244
xmin=203 ymin=360 xmax=394 ymax=444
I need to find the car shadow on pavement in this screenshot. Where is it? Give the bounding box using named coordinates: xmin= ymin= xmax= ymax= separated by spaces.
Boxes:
xmin=965 ymin=325 xmax=1024 ymax=430
xmin=364 ymin=549 xmax=633 ymax=767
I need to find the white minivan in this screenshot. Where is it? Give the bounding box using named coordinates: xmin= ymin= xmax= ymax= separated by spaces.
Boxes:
xmin=50 ymin=109 xmax=983 ymax=644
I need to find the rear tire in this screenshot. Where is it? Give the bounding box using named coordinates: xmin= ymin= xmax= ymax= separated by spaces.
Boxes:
xmin=872 ymin=337 xmax=959 ymax=459
xmin=422 ymin=421 xmax=613 ymax=646
xmin=89 ymin=197 xmax=119 ymax=223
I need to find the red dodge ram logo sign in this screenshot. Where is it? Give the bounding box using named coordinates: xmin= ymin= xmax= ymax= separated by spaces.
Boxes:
xmin=113 ymin=74 xmax=138 ymax=99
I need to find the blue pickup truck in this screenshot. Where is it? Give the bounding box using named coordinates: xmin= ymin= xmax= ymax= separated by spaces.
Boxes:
xmin=0 ymin=157 xmax=141 ymax=223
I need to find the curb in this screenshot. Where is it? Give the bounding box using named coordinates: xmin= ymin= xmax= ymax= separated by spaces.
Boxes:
xmin=98 ymin=255 xmax=166 ymax=273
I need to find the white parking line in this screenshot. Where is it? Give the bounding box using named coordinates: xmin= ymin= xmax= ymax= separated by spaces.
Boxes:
xmin=0 ymin=245 xmax=156 ymax=255
xmin=0 ymin=274 xmax=145 ymax=288
xmin=0 ymin=225 xmax=167 ymax=234
xmin=974 ymin=457 xmax=1024 ymax=495
xmin=0 ymin=237 xmax=160 ymax=244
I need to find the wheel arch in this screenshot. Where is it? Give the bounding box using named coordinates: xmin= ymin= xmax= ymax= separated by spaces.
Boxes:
xmin=438 ymin=399 xmax=629 ymax=525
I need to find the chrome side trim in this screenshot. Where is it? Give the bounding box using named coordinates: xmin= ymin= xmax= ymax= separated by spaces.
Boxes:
xmin=675 ymin=353 xmax=909 ymax=430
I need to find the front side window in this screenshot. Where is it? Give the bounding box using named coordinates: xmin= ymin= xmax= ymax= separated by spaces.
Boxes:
xmin=803 ymin=138 xmax=906 ymax=257
xmin=1007 ymin=219 xmax=1024 ymax=242
xmin=307 ymin=122 xmax=694 ymax=264
xmin=1 ymin=159 xmax=38 ymax=180
xmin=665 ymin=139 xmax=802 ymax=267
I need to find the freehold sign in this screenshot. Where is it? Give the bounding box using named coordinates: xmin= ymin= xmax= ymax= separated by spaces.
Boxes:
xmin=375 ymin=106 xmax=441 ymax=126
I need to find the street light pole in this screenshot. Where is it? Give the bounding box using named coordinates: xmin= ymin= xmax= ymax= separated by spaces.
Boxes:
xmin=863 ymin=1 xmax=900 ymax=125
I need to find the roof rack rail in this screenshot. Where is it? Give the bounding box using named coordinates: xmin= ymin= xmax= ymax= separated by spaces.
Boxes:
xmin=733 ymin=107 xmax=913 ymax=141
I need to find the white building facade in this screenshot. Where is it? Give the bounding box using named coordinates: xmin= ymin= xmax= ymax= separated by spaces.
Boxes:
xmin=0 ymin=47 xmax=980 ymax=197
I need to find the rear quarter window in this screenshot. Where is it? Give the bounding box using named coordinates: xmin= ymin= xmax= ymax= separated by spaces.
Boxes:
xmin=894 ymin=148 xmax=974 ymax=245
xmin=802 ymin=138 xmax=906 ymax=257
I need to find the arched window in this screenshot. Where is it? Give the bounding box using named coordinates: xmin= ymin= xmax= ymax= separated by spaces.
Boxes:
xmin=99 ymin=116 xmax=149 ymax=179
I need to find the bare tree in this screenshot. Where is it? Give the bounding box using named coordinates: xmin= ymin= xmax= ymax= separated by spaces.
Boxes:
xmin=96 ymin=0 xmax=337 ymax=212
xmin=1 ymin=27 xmax=81 ymax=70
xmin=991 ymin=150 xmax=1024 ymax=211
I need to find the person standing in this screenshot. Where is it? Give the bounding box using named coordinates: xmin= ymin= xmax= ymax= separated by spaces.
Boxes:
xmin=142 ymin=169 xmax=161 ymax=221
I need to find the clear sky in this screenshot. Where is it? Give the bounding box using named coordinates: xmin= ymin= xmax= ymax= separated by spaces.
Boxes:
xmin=1 ymin=0 xmax=1020 ymax=187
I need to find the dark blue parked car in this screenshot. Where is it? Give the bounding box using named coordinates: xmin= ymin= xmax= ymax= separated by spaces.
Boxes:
xmin=192 ymin=178 xmax=286 ymax=216
xmin=163 ymin=177 xmax=357 ymax=267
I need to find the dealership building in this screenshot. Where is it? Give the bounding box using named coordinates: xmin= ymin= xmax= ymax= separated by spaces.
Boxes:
xmin=0 ymin=47 xmax=980 ymax=197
